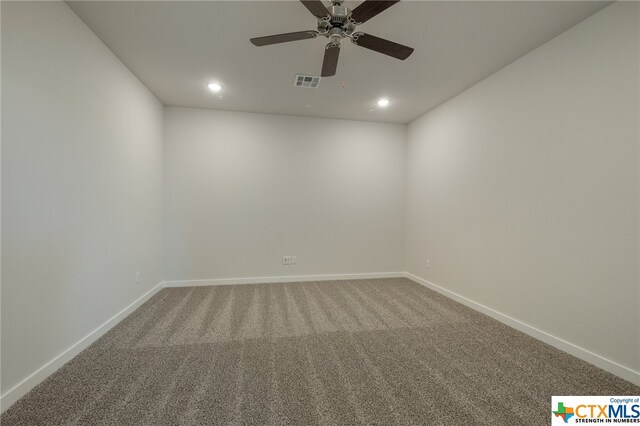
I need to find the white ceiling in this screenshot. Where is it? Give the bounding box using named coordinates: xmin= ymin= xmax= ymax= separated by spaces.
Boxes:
xmin=67 ymin=1 xmax=610 ymax=123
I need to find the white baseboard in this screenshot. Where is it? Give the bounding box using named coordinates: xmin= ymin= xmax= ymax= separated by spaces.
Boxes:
xmin=4 ymin=272 xmax=637 ymax=415
xmin=162 ymin=271 xmax=405 ymax=287
xmin=0 ymin=281 xmax=164 ymax=414
xmin=404 ymin=272 xmax=640 ymax=386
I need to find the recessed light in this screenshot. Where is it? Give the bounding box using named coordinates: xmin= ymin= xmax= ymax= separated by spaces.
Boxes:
xmin=208 ymin=82 xmax=223 ymax=92
xmin=377 ymin=98 xmax=390 ymax=107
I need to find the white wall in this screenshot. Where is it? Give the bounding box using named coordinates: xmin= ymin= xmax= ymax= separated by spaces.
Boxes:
xmin=2 ymin=0 xmax=637 ymax=410
xmin=164 ymin=107 xmax=406 ymax=282
xmin=406 ymin=1 xmax=639 ymax=378
xmin=1 ymin=0 xmax=164 ymax=401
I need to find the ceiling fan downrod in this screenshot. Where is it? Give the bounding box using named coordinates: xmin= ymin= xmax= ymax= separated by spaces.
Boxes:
xmin=318 ymin=0 xmax=358 ymax=46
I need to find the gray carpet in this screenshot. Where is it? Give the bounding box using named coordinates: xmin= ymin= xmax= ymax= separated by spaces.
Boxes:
xmin=2 ymin=278 xmax=638 ymax=425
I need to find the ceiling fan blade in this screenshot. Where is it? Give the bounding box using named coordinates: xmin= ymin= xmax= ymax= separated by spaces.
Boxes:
xmin=352 ymin=33 xmax=414 ymax=60
xmin=350 ymin=0 xmax=400 ymax=24
xmin=321 ymin=43 xmax=340 ymax=77
xmin=250 ymin=30 xmax=318 ymax=47
xmin=300 ymin=0 xmax=330 ymax=18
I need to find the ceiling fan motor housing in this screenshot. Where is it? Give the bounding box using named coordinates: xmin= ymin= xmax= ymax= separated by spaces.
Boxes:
xmin=330 ymin=5 xmax=348 ymax=23
xmin=318 ymin=1 xmax=357 ymax=45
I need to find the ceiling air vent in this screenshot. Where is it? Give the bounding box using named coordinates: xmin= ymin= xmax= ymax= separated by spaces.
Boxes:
xmin=294 ymin=74 xmax=321 ymax=88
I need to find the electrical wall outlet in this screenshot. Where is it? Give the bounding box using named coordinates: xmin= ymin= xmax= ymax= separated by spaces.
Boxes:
xmin=136 ymin=272 xmax=141 ymax=284
xmin=283 ymin=256 xmax=297 ymax=265
xmin=425 ymin=259 xmax=430 ymax=269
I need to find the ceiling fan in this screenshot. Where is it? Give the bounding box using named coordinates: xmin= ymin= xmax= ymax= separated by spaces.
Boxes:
xmin=250 ymin=0 xmax=414 ymax=77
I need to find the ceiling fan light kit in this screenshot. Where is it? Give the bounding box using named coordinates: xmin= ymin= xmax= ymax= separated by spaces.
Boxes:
xmin=250 ymin=0 xmax=414 ymax=77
